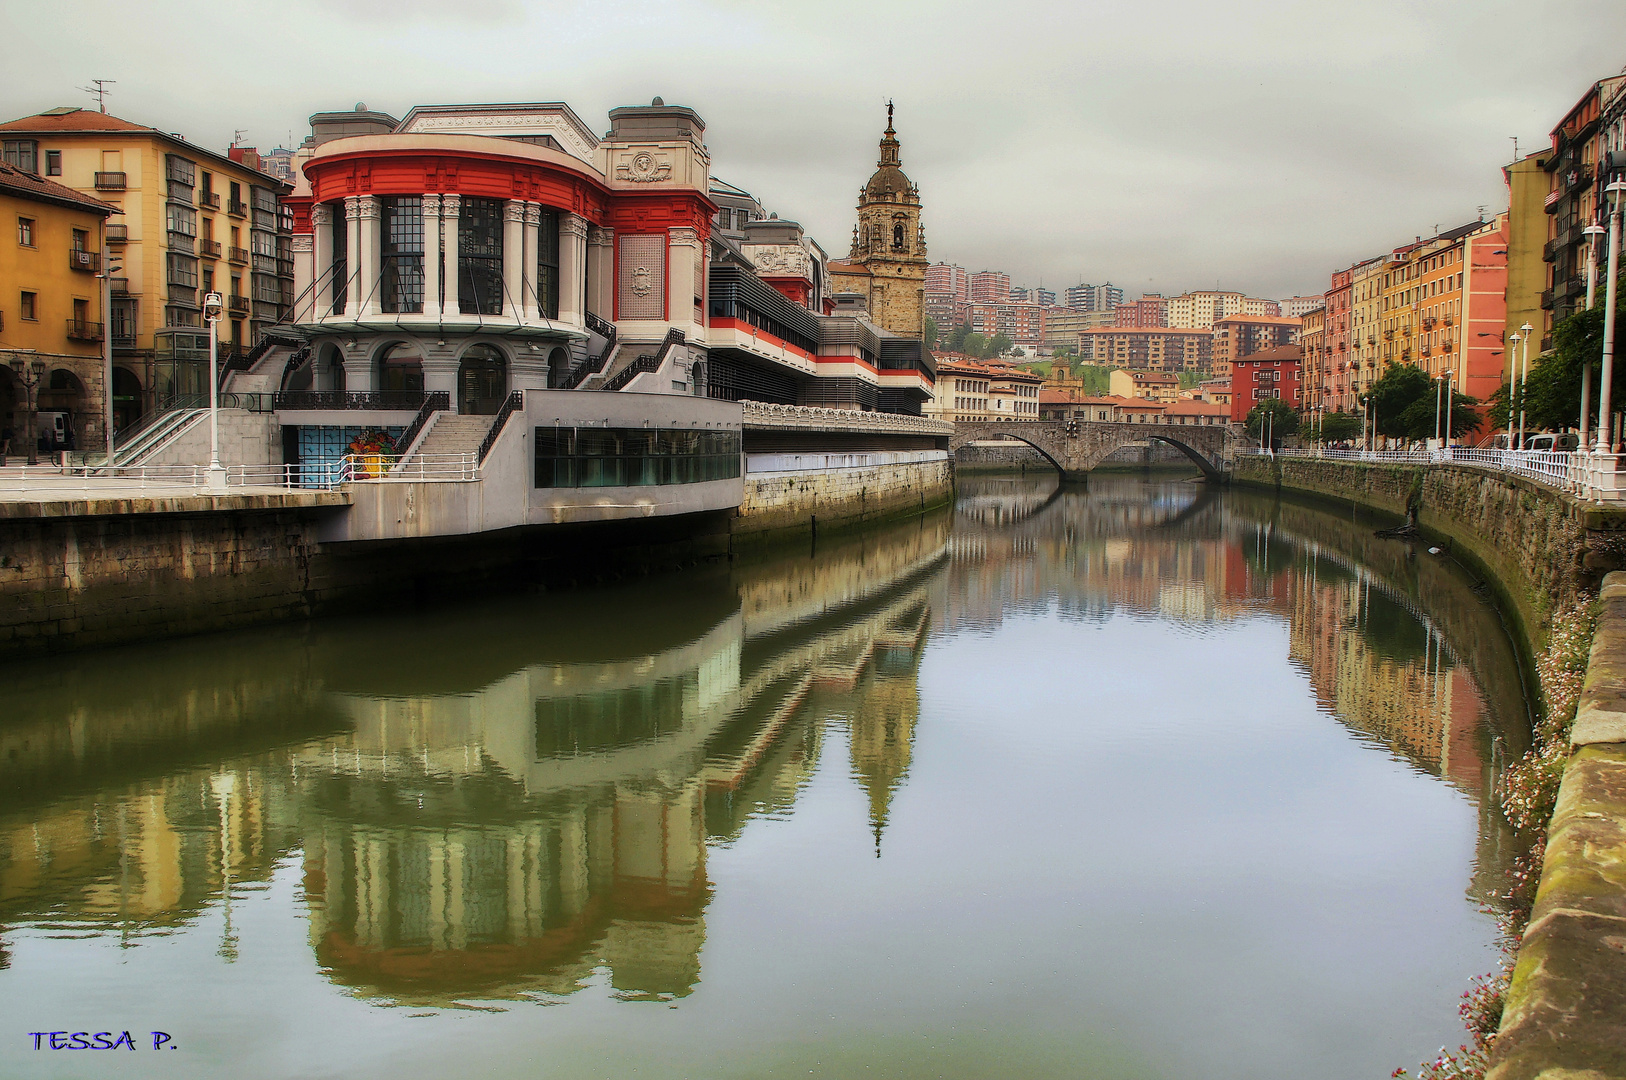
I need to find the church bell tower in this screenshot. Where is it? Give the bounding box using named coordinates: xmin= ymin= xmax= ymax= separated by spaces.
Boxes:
xmin=844 ymin=103 xmax=928 ymax=339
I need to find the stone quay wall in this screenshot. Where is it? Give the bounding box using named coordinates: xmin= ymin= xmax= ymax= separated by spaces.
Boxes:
xmin=734 ymin=458 xmax=954 ymax=543
xmin=1233 ymin=455 xmax=1626 ymax=650
xmin=1233 ymin=455 xmax=1626 ymax=1078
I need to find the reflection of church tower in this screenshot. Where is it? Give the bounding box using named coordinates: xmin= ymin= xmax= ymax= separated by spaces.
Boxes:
xmin=847 ymin=645 xmax=921 ymax=856
xmin=830 ymin=102 xmax=929 ymax=340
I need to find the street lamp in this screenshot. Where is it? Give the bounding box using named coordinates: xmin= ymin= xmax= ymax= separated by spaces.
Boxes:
xmin=8 ymin=357 xmax=47 ymax=466
xmin=1507 ymin=331 xmax=1520 ymax=447
xmin=1598 ymin=169 xmax=1624 ymax=454
xmin=203 ymin=291 xmax=226 ymax=490
xmin=1519 ymin=321 xmax=1534 ymax=449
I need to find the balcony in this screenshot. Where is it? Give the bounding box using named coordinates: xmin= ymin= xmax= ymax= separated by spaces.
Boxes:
xmin=68 ymin=249 xmax=100 ymax=272
xmin=168 ymin=233 xmax=196 ymax=255
xmin=273 ymin=390 xmax=430 ymax=410
xmin=110 ymin=278 xmax=129 ymax=294
xmin=198 ymin=239 xmax=222 ymax=259
xmin=93 ymin=171 xmax=126 ymax=191
xmin=199 ymin=191 xmax=221 ymax=210
xmin=1443 ymin=315 xmax=1453 ymax=327
xmin=227 ymin=199 xmax=248 ymax=218
xmin=1540 ymin=288 xmax=1555 ymax=310
xmin=227 ymin=295 xmax=251 ymax=315
xmin=66 ymin=319 xmax=104 ymax=342
xmin=106 ymin=223 xmax=128 ymax=243
xmin=1443 ymin=341 xmax=1453 ymax=353
xmin=227 ymin=246 xmax=249 ymax=265
xmin=1422 ymin=316 xmax=1436 ymax=329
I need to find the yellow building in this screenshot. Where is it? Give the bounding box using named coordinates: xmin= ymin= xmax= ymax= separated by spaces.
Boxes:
xmin=1503 ymin=150 xmax=1551 ymax=367
xmin=0 ymin=109 xmax=294 ymax=431
xmin=0 ymin=159 xmax=116 ymax=455
xmin=1349 ymin=255 xmax=1385 ymax=398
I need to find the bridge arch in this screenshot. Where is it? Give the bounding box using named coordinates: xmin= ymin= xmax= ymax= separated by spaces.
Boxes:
xmin=950 ymin=420 xmax=1230 ymax=485
xmin=1143 ymin=435 xmax=1224 ymax=482
xmin=954 ymin=429 xmax=1073 ymax=481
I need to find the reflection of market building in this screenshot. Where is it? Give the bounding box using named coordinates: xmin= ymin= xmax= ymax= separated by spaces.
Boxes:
xmin=0 ymin=509 xmax=947 ymax=1003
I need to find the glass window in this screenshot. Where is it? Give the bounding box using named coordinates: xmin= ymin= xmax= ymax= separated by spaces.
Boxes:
xmin=20 ymin=291 xmax=36 ymax=319
xmin=164 ymin=155 xmax=195 ymax=186
xmin=329 ymin=203 xmax=347 ymax=315
xmin=45 ymin=150 xmax=60 ymax=176
xmin=71 ymin=228 xmax=87 ymax=252
xmin=380 ymin=197 xmax=424 ymax=314
xmin=166 ymin=203 xmax=197 ymax=237
xmin=537 ymin=209 xmax=559 ymax=319
xmin=17 ymin=217 xmax=33 ymax=246
xmin=534 ymin=426 xmax=741 ymax=489
xmin=458 ymin=197 xmax=503 ymax=316
xmin=3 ymin=140 xmax=38 ymax=173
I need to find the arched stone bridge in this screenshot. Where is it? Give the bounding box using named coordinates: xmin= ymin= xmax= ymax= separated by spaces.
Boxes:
xmin=949 ymin=420 xmax=1232 ymax=483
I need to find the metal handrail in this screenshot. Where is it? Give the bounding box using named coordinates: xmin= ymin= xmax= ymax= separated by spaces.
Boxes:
xmin=600 ymin=328 xmax=685 ymax=393
xmin=393 ymin=391 xmax=451 ymax=456
xmin=562 ymin=313 xmax=619 ymax=389
xmin=478 ymin=392 xmax=523 ymax=462
xmin=272 ymin=390 xmax=431 ymax=410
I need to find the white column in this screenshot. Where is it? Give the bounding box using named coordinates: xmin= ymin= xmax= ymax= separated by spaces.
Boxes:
xmin=307 ymin=203 xmax=331 ymax=323
xmin=586 ymin=224 xmax=613 ymax=321
xmin=560 ymin=214 xmax=588 ymax=327
xmin=667 ymin=227 xmax=699 ymax=327
xmin=420 ymin=195 xmax=442 ymax=320
xmin=521 ymin=203 xmax=542 ymax=323
xmin=502 ymin=200 xmax=527 ymax=321
xmin=358 ymin=196 xmax=381 ymax=316
xmin=441 ymin=195 xmax=461 ymax=318
xmin=344 ymin=196 xmax=363 ymax=317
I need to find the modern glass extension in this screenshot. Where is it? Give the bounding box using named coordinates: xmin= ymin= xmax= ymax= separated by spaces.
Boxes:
xmin=534 ymin=427 xmax=742 ymax=488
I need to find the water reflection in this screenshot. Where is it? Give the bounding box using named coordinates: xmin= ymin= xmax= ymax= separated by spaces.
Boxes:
xmin=0 ymin=476 xmax=1532 ymax=1078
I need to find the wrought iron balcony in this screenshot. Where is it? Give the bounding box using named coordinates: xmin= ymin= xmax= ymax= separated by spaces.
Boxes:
xmin=94 ymin=171 xmax=126 ymax=190
xmin=68 ymin=248 xmax=100 ymax=272
xmin=106 ymin=223 xmax=128 ymax=243
xmin=199 ymin=191 xmax=221 ymax=210
xmin=227 ymin=295 xmax=251 ymax=315
xmin=227 ymin=199 xmax=248 ymax=217
xmin=227 ymin=246 xmax=249 ymax=265
xmin=66 ymin=319 xmax=104 ymax=342
xmin=198 ymin=239 xmax=222 ymax=259
xmin=110 ymin=277 xmax=129 ymax=294
xmin=272 ymin=390 xmax=430 ymax=410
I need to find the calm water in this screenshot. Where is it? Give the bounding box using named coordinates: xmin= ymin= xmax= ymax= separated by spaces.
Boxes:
xmin=0 ymin=476 xmax=1531 ymax=1079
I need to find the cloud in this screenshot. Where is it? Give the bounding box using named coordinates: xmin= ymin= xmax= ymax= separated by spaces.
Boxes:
xmin=4 ymin=0 xmax=1622 ymax=299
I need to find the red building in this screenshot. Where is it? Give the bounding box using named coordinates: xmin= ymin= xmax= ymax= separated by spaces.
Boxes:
xmin=1229 ymin=345 xmax=1301 ymax=423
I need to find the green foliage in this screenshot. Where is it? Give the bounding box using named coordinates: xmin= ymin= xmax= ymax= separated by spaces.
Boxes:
xmin=1488 ymin=284 xmax=1626 ymax=433
xmin=1177 ymin=370 xmax=1202 ymax=389
xmin=923 ymin=315 xmax=938 ymax=350
xmin=989 ymin=332 xmax=1013 ymax=357
xmin=1245 ymin=398 xmax=1299 ymax=440
xmin=1363 ymin=362 xmax=1481 ymax=440
xmin=1308 ymin=411 xmax=1362 ymax=443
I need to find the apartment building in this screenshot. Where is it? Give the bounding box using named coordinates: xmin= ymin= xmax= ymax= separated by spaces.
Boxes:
xmin=0 ymin=108 xmax=295 ymax=428
xmin=1298 ymin=305 xmax=1327 ymax=415
xmin=1165 ymin=290 xmax=1281 ymax=330
xmin=925 ymin=261 xmax=968 ymax=300
xmin=1543 ymin=75 xmax=1626 ymax=329
xmin=1229 ymin=346 xmax=1301 ymax=423
xmin=1043 ymin=308 xmax=1116 ymax=355
xmin=1081 ymin=326 xmax=1213 ymax=372
xmin=1323 ymin=270 xmax=1353 ymax=413
xmin=1063 ymin=282 xmax=1122 ymax=313
xmin=1211 ymin=313 xmax=1300 ymax=378
xmin=1113 ymin=294 xmax=1167 ymax=328
xmin=1108 ymin=368 xmax=1180 ymax=403
xmin=968 ymin=270 xmax=1010 ymax=304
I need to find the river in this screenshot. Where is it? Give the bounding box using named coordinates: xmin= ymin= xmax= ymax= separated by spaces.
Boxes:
xmin=0 ymin=474 xmax=1533 ymax=1079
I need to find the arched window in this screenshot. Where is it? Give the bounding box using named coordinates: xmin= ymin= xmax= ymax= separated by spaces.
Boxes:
xmin=892 ymin=222 xmax=905 ymax=251
xmin=458 ymin=343 xmax=507 ymax=414
xmin=377 ymin=343 xmax=424 ymax=396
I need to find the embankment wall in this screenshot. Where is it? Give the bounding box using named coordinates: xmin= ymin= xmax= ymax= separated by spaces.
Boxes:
xmin=733 ymin=459 xmax=954 ymax=542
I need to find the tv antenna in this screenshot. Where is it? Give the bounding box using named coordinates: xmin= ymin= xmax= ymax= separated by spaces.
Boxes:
xmin=1510 ymin=135 xmax=1519 ymax=162
xmin=232 ymin=129 xmax=247 ymax=147
xmin=79 ymin=79 xmax=115 ymax=114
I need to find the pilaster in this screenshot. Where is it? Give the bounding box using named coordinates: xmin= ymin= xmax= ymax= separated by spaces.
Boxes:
xmin=357 ymin=196 xmax=382 ymax=316
xmin=521 ymin=203 xmax=542 ymax=323
xmin=441 ymin=195 xmax=462 ymax=318
xmin=560 ymin=214 xmax=588 ymax=327
xmin=586 ymin=224 xmax=614 ymax=321
xmin=502 ymin=200 xmax=527 ymax=321
xmin=421 ymin=341 xmax=460 ymax=410
xmin=421 ymin=195 xmax=443 ymax=320
xmin=341 ymin=342 xmax=374 ymax=392
xmin=343 ymin=197 xmax=364 ymax=318
xmin=668 ymin=226 xmax=702 ymax=330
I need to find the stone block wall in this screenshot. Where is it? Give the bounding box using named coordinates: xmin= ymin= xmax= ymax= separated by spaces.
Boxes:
xmin=735 ymin=459 xmax=953 ymax=541
xmin=137 ymin=409 xmax=280 ymax=468
xmin=1235 ymin=455 xmax=1626 ymax=649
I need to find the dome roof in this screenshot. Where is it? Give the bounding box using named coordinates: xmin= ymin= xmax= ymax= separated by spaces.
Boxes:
xmin=865 ymin=163 xmax=912 ymax=198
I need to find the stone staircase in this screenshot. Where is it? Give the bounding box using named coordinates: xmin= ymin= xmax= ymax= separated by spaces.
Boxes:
xmin=409 ymin=414 xmax=491 ymax=459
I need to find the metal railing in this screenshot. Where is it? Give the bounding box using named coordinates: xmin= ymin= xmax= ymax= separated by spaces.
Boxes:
xmin=394 ymin=391 xmax=451 ymax=456
xmin=478 ymin=391 xmax=523 ymax=463
xmin=93 ymin=171 xmax=126 ymax=190
xmin=1242 ymin=445 xmax=1626 ymax=502
xmin=600 ymin=328 xmax=685 ymax=393
xmin=0 ymin=453 xmax=481 ymax=493
xmin=69 ymin=249 xmax=99 ymax=272
xmin=272 ymin=390 xmax=429 ymax=410
xmin=198 ymin=239 xmax=222 ymax=259
xmin=66 ymin=319 xmax=104 ymax=341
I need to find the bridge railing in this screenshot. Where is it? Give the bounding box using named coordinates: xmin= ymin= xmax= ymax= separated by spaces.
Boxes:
xmin=1241 ymin=446 xmax=1626 ymax=503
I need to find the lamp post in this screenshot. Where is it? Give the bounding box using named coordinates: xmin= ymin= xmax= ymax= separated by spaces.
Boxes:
xmin=1582 ymin=222 xmax=1606 ymax=448
xmin=1507 ymin=331 xmax=1520 ymax=447
xmin=203 ymin=291 xmax=226 ymax=490
xmin=1445 ymin=364 xmax=1454 ymax=450
xmin=8 ymin=357 xmax=46 ymax=466
xmin=1599 ymin=173 xmax=1624 ymax=454
xmin=1519 ymin=321 xmax=1534 ymax=449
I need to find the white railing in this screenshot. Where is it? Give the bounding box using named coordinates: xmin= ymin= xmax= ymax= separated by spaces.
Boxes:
xmin=1240 ymin=446 xmax=1626 ymax=502
xmin=0 ymin=453 xmax=483 ymax=495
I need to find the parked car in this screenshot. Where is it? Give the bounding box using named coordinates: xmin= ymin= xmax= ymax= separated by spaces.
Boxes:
xmin=1524 ymin=433 xmax=1579 ymax=452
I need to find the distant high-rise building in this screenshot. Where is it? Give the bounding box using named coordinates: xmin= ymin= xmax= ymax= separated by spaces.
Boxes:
xmin=925 ymin=262 xmax=968 ymax=301
xmin=1166 ymin=291 xmax=1280 ymax=330
xmin=969 ymin=270 xmax=1010 ymax=304
xmin=1280 ymin=295 xmax=1325 ymax=320
xmin=1063 ymin=282 xmax=1122 ymax=312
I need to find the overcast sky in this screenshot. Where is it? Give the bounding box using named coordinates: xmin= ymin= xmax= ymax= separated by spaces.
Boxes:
xmin=6 ymin=0 xmax=1624 ymax=299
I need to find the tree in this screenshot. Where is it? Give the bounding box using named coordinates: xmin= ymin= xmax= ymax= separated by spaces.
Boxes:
xmin=1011 ymin=346 xmax=1025 ymax=358
xmin=923 ymin=315 xmax=938 ymax=351
xmin=1311 ymin=411 xmax=1362 ymax=443
xmin=1246 ymin=398 xmax=1299 ymax=442
xmin=989 ymin=332 xmax=1013 ymax=357
xmin=947 ymin=322 xmax=974 ymax=353
xmin=1363 ymin=360 xmax=1482 ymax=440
xmin=1487 ymin=284 xmax=1626 ymax=435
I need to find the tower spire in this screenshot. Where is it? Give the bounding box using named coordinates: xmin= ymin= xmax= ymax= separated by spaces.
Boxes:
xmin=878 ymin=101 xmax=901 ymax=168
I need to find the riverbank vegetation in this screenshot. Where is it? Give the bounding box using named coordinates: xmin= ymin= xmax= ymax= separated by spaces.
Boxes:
xmin=1393 ymin=600 xmax=1598 ymax=1080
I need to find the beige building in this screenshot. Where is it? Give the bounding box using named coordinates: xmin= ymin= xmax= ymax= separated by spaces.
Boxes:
xmin=1165 ymin=290 xmax=1281 ymax=330
xmin=1349 ymin=256 xmax=1386 ymax=399
xmin=0 ymin=108 xmax=295 ymax=430
xmin=1109 ymin=368 xmax=1180 ymax=403
xmin=827 ymin=107 xmax=928 ymax=340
